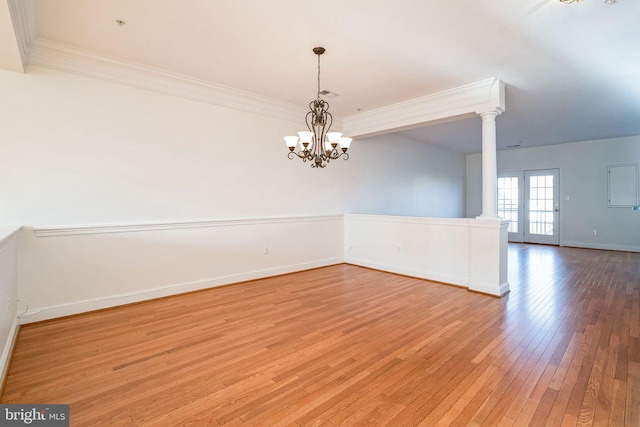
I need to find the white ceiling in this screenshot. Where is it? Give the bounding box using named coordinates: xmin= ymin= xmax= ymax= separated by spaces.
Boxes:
xmin=2 ymin=0 xmax=640 ymax=153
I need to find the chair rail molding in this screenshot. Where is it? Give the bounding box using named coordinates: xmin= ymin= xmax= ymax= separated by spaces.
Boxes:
xmin=33 ymin=215 xmax=343 ymax=237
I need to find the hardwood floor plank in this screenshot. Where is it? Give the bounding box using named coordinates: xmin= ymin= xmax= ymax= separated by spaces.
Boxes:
xmin=1 ymin=244 xmax=638 ymax=425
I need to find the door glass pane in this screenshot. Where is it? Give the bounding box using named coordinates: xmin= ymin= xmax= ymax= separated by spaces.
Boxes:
xmin=529 ymin=174 xmax=554 ymax=236
xmin=498 ymin=177 xmax=518 ymax=233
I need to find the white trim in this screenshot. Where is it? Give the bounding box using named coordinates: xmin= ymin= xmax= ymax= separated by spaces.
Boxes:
xmin=562 ymin=241 xmax=640 ymax=253
xmin=0 ymin=227 xmax=21 ymax=254
xmin=470 ymin=218 xmax=510 ymax=229
xmin=33 ymin=215 xmax=343 ymax=237
xmin=342 ymin=78 xmax=505 ymax=138
xmin=18 ymin=257 xmax=343 ymax=324
xmin=9 ymin=0 xmax=504 ymax=137
xmin=0 ymin=316 xmax=20 ymax=388
xmin=24 ymin=38 xmax=308 ymax=123
xmin=345 ymin=214 xmax=508 ymax=229
xmin=346 ymin=214 xmax=471 ymax=227
xmin=8 ymin=0 xmax=313 ymax=123
xmin=468 ymin=280 xmax=510 ymax=297
xmin=6 ymin=0 xmax=35 ymax=71
xmin=344 ymin=256 xmax=469 ymax=288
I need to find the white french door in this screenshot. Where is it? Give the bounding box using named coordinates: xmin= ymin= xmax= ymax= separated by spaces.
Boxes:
xmin=498 ymin=169 xmax=560 ymax=245
xmin=498 ymin=173 xmax=522 ymax=242
xmin=524 ymin=169 xmax=559 ymax=245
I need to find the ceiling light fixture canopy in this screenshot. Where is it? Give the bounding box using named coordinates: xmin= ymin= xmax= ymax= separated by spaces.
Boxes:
xmin=559 ymin=0 xmax=616 ymax=4
xmin=284 ymin=47 xmax=352 ymax=168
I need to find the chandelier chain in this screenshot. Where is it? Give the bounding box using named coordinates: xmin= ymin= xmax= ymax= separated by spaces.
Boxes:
xmin=317 ymin=52 xmax=321 ymax=101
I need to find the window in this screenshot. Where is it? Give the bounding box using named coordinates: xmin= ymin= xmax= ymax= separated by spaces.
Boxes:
xmin=498 ymin=176 xmax=519 ymax=233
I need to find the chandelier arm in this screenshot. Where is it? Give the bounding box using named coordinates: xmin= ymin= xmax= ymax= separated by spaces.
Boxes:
xmin=305 ymin=109 xmax=314 ymax=132
xmin=328 ymin=151 xmax=349 ymax=161
xmin=288 ymin=151 xmax=309 ymax=160
xmin=319 ymin=121 xmax=327 ymax=158
xmin=323 ymin=109 xmax=333 ymax=150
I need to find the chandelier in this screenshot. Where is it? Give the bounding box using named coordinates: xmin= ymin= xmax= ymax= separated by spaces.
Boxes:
xmin=284 ymin=47 xmax=352 ymax=168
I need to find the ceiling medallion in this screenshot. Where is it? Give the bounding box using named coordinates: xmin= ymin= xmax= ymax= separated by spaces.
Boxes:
xmin=284 ymin=47 xmax=352 ymax=169
xmin=559 ymin=0 xmax=616 ymax=4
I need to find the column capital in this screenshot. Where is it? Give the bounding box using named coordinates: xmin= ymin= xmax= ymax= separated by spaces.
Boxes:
xmin=477 ymin=108 xmax=504 ymax=118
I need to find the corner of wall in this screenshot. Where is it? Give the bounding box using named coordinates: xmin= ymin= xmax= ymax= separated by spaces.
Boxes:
xmin=0 ymin=227 xmax=21 ymax=391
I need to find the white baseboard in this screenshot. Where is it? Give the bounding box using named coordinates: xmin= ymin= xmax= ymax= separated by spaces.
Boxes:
xmin=19 ymin=258 xmax=343 ymax=324
xmin=1 ymin=316 xmax=20 ymax=390
xmin=562 ymin=241 xmax=640 ymax=253
xmin=469 ymin=280 xmax=510 ymax=297
xmin=344 ymin=256 xmax=469 ymax=288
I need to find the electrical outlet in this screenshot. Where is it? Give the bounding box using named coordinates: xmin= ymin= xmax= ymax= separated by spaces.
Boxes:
xmin=263 ymin=245 xmax=269 ymax=255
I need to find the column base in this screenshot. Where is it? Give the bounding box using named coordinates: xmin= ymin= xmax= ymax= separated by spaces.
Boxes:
xmin=476 ymin=214 xmax=502 ymax=220
xmin=469 ymin=218 xmax=510 ymax=297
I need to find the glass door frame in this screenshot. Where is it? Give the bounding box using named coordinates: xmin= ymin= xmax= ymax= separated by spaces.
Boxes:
xmin=498 ymin=171 xmax=524 ymax=242
xmin=498 ymin=168 xmax=562 ymax=246
xmin=524 ymin=168 xmax=560 ymax=245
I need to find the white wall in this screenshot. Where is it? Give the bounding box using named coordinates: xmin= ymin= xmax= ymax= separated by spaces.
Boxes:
xmin=0 ymin=67 xmax=344 ymax=225
xmin=18 ymin=216 xmax=343 ymax=323
xmin=344 ymin=134 xmax=466 ymax=218
xmin=0 ymin=227 xmax=19 ymax=386
xmin=466 ymin=154 xmax=483 ymax=218
xmin=0 ymin=67 xmax=465 ymax=225
xmin=466 ymin=136 xmax=640 ymax=251
xmin=344 ymin=214 xmax=509 ymax=296
xmin=0 ymin=66 xmax=467 ymax=322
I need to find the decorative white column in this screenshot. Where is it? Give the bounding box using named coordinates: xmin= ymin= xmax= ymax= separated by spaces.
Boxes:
xmin=477 ymin=110 xmax=502 ymax=220
xmin=471 ymin=108 xmax=510 ymax=296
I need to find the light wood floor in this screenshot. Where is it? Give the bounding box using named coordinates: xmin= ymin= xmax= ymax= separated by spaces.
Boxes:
xmin=2 ymin=244 xmax=639 ymax=426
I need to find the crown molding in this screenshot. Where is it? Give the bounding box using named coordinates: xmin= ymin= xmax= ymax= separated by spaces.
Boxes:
xmin=4 ymin=1 xmax=308 ymax=122
xmin=9 ymin=0 xmax=502 ymax=130
xmin=26 ymin=38 xmax=307 ymax=122
xmin=6 ymin=0 xmax=36 ymax=71
xmin=7 ymin=1 xmax=306 ymax=122
xmin=343 ymin=78 xmax=506 ymax=138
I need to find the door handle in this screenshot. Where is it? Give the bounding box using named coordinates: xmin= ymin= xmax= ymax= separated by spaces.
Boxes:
xmin=554 ymin=203 xmax=559 ymax=212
